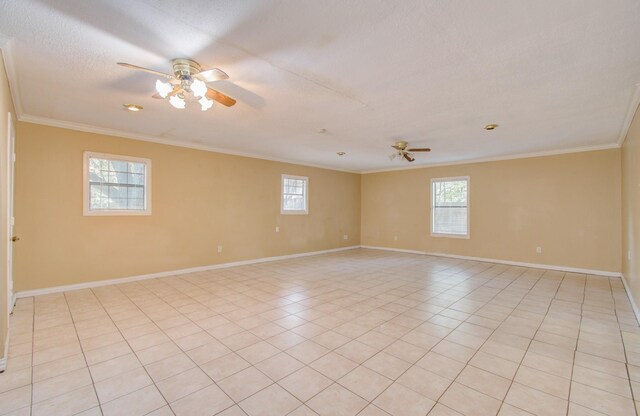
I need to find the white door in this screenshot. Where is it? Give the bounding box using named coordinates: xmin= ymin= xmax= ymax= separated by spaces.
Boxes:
xmin=6 ymin=113 xmax=15 ymax=314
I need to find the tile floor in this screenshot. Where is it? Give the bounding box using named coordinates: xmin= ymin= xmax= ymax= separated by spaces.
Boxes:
xmin=1 ymin=248 xmax=639 ymax=416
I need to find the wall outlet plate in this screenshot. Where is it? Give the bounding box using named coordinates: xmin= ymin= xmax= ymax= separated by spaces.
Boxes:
xmin=217 ymin=245 xmax=223 ymax=253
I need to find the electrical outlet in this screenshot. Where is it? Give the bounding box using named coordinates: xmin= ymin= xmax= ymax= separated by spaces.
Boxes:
xmin=343 ymin=234 xmax=348 ymax=240
xmin=394 ymin=236 xmax=398 ymax=241
xmin=217 ymin=245 xmax=223 ymax=253
xmin=536 ymin=246 xmax=542 ymax=254
xmin=275 ymin=226 xmax=280 ymax=233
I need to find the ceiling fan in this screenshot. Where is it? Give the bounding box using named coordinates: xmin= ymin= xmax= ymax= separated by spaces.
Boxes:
xmin=117 ymin=58 xmax=236 ymax=111
xmin=389 ymin=141 xmax=431 ymax=162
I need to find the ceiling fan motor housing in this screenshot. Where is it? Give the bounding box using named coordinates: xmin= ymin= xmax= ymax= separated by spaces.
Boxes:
xmin=172 ymin=58 xmax=201 ymax=80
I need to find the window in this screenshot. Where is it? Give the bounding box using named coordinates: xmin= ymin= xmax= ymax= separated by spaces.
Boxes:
xmin=281 ymin=174 xmax=308 ymax=214
xmin=431 ymin=176 xmax=469 ymax=238
xmin=83 ymin=152 xmax=151 ymax=216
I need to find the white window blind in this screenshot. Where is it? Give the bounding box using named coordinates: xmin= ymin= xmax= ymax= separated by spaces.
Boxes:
xmin=84 ymin=152 xmax=151 ymax=215
xmin=431 ymin=177 xmax=469 ymax=237
xmin=281 ymin=175 xmax=308 ymax=214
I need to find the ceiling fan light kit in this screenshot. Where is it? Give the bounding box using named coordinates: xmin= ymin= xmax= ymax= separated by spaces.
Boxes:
xmin=118 ymin=58 xmax=237 ymax=111
xmin=389 ymin=140 xmax=431 ymax=163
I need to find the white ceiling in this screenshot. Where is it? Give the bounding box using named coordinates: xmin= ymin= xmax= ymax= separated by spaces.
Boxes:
xmin=1 ymin=0 xmax=639 ymax=172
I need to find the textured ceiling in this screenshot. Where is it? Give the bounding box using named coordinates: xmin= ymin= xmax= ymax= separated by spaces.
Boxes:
xmin=1 ymin=0 xmax=639 ymax=172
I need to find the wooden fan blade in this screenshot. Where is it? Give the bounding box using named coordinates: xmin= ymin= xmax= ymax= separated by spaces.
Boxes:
xmin=196 ymin=68 xmax=229 ymax=82
xmin=206 ymin=88 xmax=236 ymax=107
xmin=117 ymin=62 xmax=174 ymax=79
xmin=152 ymin=87 xmax=182 ymax=99
xmin=403 ymin=153 xmax=415 ymax=162
xmin=407 ymin=148 xmax=431 ymax=152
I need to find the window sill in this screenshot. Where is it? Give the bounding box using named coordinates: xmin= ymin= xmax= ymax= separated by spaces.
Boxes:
xmin=431 ymin=232 xmax=469 ymax=239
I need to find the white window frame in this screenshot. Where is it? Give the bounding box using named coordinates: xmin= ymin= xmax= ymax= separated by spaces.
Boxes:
xmin=430 ymin=176 xmax=470 ymax=239
xmin=281 ymin=174 xmax=309 ymax=215
xmin=83 ymin=151 xmax=152 ymax=216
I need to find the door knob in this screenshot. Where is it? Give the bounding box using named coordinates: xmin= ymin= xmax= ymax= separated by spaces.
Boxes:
xmin=11 ymin=236 xmax=19 ymax=242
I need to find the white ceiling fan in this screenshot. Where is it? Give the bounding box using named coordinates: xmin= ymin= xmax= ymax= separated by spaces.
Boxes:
xmin=117 ymin=58 xmax=236 ymax=111
xmin=389 ymin=140 xmax=431 ymax=162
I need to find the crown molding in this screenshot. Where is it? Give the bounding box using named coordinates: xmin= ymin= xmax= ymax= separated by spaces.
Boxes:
xmin=360 ymin=143 xmax=620 ymax=174
xmin=18 ymin=114 xmax=359 ymax=174
xmin=0 ymin=37 xmax=23 ymax=118
xmin=617 ymin=83 xmax=640 ymax=147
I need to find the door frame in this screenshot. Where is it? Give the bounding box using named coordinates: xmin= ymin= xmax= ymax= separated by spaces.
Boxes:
xmin=5 ymin=112 xmax=14 ymax=315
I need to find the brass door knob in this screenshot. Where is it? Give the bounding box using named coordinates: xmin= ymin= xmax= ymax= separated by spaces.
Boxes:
xmin=11 ymin=236 xmax=19 ymax=242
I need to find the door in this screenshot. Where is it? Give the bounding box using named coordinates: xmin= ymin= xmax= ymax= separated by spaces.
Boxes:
xmin=6 ymin=113 xmax=15 ymax=314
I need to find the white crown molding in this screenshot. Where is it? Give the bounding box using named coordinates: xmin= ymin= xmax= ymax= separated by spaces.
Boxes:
xmin=361 ymin=143 xmax=621 ymax=174
xmin=0 ymin=38 xmax=23 ymax=118
xmin=621 ymin=274 xmax=640 ymax=325
xmin=617 ymin=83 xmax=640 ymax=147
xmin=18 ymin=114 xmax=359 ymax=174
xmin=360 ymin=245 xmax=621 ymax=277
xmin=15 ymin=245 xmax=360 ymax=298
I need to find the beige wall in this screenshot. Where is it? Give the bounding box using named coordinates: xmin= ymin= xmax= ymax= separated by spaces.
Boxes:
xmin=623 ymin=104 xmax=640 ymax=306
xmin=362 ymin=149 xmax=621 ymax=273
xmin=13 ymin=123 xmax=361 ymax=291
xmin=0 ymin=50 xmax=16 ymax=363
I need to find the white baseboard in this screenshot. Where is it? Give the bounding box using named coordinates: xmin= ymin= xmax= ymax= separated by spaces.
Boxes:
xmin=621 ymin=274 xmax=640 ymax=324
xmin=360 ymin=245 xmax=621 ymax=277
xmin=15 ymin=246 xmax=360 ymax=298
xmin=0 ymin=325 xmax=8 ymax=372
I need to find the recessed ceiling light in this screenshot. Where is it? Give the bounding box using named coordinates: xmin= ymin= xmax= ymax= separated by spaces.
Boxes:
xmin=484 ymin=124 xmax=499 ymax=130
xmin=337 ymin=152 xmax=346 ymax=156
xmin=123 ymin=104 xmax=143 ymax=112
xmin=317 ymin=128 xmax=327 ymax=133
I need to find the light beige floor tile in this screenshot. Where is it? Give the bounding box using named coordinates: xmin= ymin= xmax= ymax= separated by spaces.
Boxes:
xmin=287 ymin=340 xmax=330 ymax=364
xmin=185 ymin=340 xmax=231 ymax=365
xmin=427 ymin=403 xmax=464 ymax=415
xmin=469 ymin=351 xmax=519 ymax=379
xmin=439 ymin=382 xmax=502 ymax=416
xmin=218 ymin=367 xmax=273 ymax=402
xmin=0 ymin=385 xmax=31 ymax=415
xmin=338 ymin=366 xmax=392 ymax=401
xmin=102 ymin=385 xmax=166 ymax=416
xmin=94 ymin=366 xmax=152 ymax=403
xmin=32 ymin=367 xmax=93 ymax=403
xmin=279 ymin=366 xmax=333 ymax=402
xmin=288 ymin=405 xmax=319 ymax=415
xmin=144 ymin=352 xmax=196 ymax=382
xmin=0 ymin=368 xmax=31 ymax=394
xmin=569 ymin=381 xmax=636 ymax=416
xmin=416 ymin=352 xmax=465 ymax=380
xmin=505 ymin=382 xmax=567 ymax=416
xmin=335 ymin=340 xmax=379 ymax=364
xmin=514 ymin=365 xmax=570 ymax=399
xmin=200 ymin=352 xmax=251 ymax=382
xmin=363 ymin=351 xmax=411 ymax=379
xmin=239 ymin=384 xmax=302 ymax=416
xmin=31 ymin=385 xmax=98 ymax=416
xmin=255 ymin=352 xmax=304 ymax=381
xmin=373 ymin=383 xmax=435 ymax=416
xmin=156 ymin=367 xmax=213 ymax=403
xmin=170 ymin=384 xmax=234 ymax=416
xmin=307 ymin=383 xmax=368 ymax=416
xmin=310 ymin=352 xmax=359 ymax=380
xmin=397 ymin=365 xmax=451 ymax=401
xmin=237 ymin=340 xmax=280 ymax=364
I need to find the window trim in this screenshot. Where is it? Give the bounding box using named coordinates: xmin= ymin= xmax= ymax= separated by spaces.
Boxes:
xmin=281 ymin=174 xmax=309 ymax=215
xmin=83 ymin=151 xmax=152 ymax=216
xmin=430 ymin=176 xmax=470 ymax=239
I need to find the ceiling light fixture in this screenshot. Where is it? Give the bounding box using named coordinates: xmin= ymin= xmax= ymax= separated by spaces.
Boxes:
xmin=155 ymin=80 xmax=173 ymax=98
xmin=484 ymin=124 xmax=499 ymax=130
xmin=169 ymin=94 xmax=186 ymax=109
xmin=337 ymin=152 xmax=346 ymax=156
xmin=123 ymin=104 xmax=143 ymax=112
